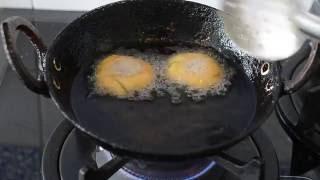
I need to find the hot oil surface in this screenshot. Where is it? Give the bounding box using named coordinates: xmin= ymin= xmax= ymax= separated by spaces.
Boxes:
xmin=70 ymin=45 xmax=257 ymax=153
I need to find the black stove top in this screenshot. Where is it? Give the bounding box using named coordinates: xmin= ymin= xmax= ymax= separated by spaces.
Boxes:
xmin=276 ymin=49 xmax=320 ymax=176
xmin=43 ymin=120 xmax=278 ymax=180
xmin=0 ymin=8 xmax=319 ymax=180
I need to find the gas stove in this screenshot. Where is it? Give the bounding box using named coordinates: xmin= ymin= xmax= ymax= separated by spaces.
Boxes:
xmin=0 ymin=9 xmax=319 ymax=180
xmin=276 ymin=50 xmax=320 ymax=176
xmin=42 ymin=120 xmax=278 ymax=180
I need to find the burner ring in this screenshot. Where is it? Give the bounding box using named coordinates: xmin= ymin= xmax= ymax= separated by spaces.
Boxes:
xmin=123 ymin=162 xmax=215 ymax=180
xmin=97 ymin=148 xmax=216 ymax=180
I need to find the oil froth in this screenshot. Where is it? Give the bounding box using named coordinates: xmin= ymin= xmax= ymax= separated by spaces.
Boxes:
xmin=91 ymin=46 xmax=234 ymax=103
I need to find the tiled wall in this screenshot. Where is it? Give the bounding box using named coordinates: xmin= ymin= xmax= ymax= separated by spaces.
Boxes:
xmin=0 ymin=0 xmax=222 ymax=11
xmin=1 ymin=0 xmax=32 ymax=9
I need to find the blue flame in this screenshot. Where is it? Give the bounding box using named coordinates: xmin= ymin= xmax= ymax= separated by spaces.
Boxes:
xmin=185 ymin=161 xmax=216 ymax=180
xmin=119 ymin=161 xmax=216 ymax=180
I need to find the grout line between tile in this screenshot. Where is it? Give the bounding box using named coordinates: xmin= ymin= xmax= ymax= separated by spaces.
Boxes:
xmin=31 ymin=0 xmax=35 ymax=10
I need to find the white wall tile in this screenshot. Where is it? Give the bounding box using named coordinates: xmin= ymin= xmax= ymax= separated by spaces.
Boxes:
xmin=0 ymin=0 xmax=32 ymax=9
xmin=189 ymin=0 xmax=223 ymax=10
xmin=0 ymin=0 xmax=223 ymax=11
xmin=32 ymin=0 xmax=120 ymax=11
xmin=33 ymin=0 xmax=222 ymax=11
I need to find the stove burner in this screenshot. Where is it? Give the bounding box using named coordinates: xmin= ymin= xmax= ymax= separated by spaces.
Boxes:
xmin=42 ymin=120 xmax=279 ymax=180
xmin=122 ymin=161 xmax=215 ymax=180
xmin=95 ymin=147 xmax=215 ymax=180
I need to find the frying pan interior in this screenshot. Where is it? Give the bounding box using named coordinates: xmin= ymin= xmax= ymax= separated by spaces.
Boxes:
xmin=45 ymin=0 xmax=280 ymax=158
